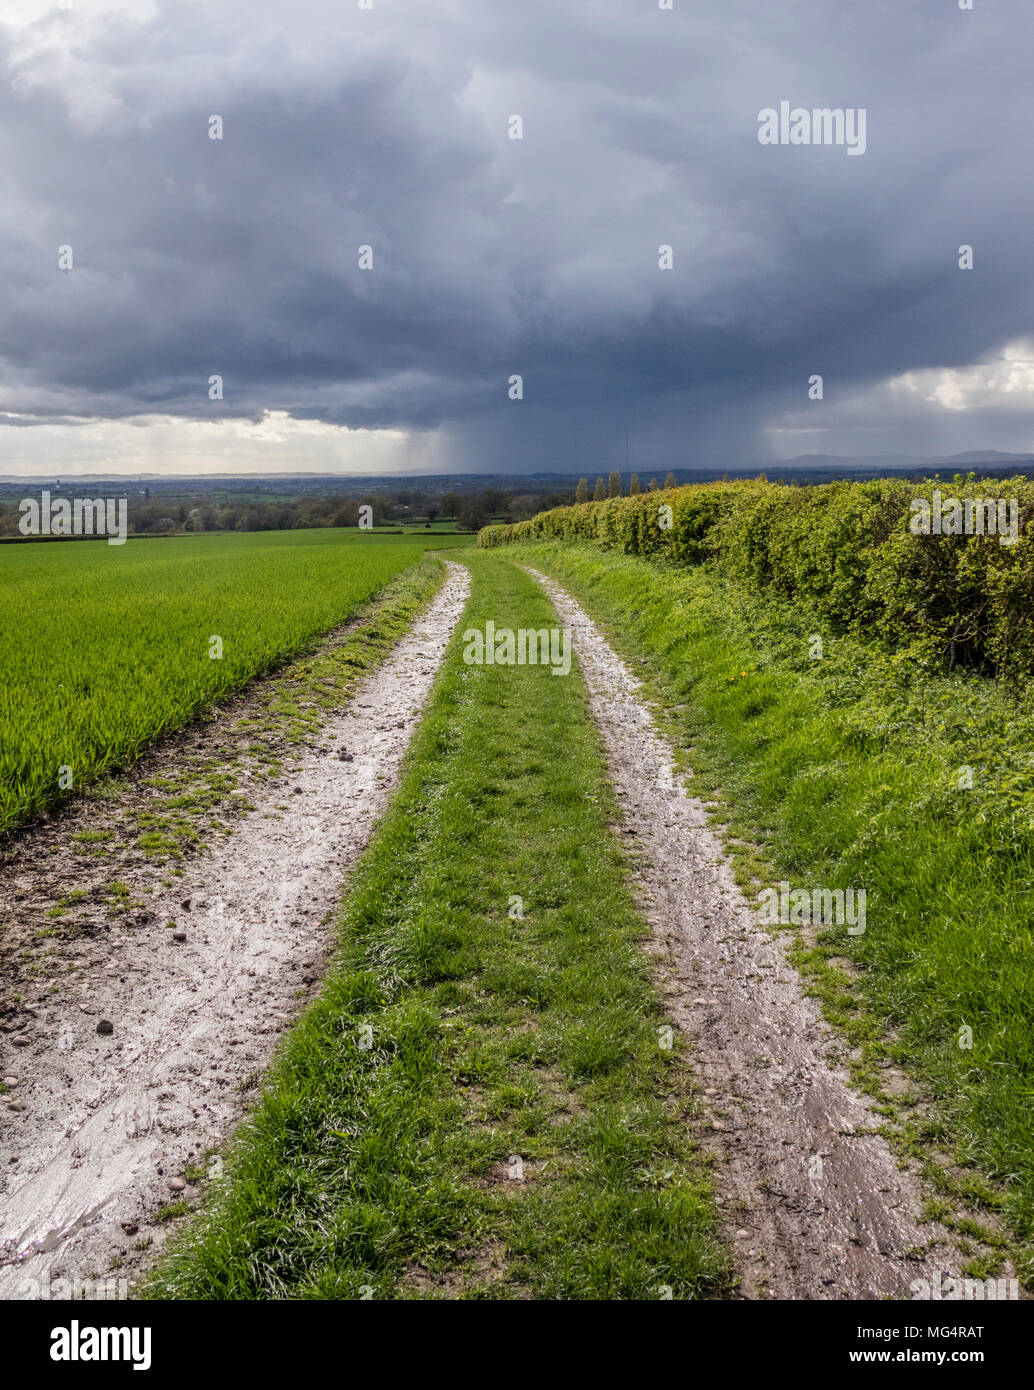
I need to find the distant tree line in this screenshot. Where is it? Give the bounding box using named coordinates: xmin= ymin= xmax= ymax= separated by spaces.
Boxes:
xmin=0 ymin=473 xmax=679 ymax=540
xmin=0 ymin=481 xmax=630 ymax=538
xmin=575 ymin=472 xmax=678 ymax=503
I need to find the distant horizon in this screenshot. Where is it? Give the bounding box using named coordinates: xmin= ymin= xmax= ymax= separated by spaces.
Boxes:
xmin=3 ymin=448 xmax=1034 ymax=486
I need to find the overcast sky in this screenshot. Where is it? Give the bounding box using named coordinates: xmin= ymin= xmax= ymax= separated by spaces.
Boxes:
xmin=1 ymin=0 xmax=1032 ymax=476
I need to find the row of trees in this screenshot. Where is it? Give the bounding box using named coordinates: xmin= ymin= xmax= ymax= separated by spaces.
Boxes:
xmin=0 ymin=474 xmax=680 ymax=540
xmin=574 ymin=472 xmax=677 ymax=503
xmin=0 ymin=483 xmax=584 ymax=538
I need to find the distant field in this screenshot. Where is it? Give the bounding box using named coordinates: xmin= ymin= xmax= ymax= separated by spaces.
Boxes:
xmin=0 ymin=528 xmax=470 ymax=835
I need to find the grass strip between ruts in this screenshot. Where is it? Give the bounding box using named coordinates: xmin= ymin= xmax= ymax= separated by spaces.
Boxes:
xmin=148 ymin=550 xmax=729 ymax=1301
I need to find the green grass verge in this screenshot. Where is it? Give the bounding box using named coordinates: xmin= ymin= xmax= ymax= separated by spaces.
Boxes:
xmin=508 ymin=540 xmax=1034 ymax=1283
xmin=147 ymin=551 xmax=728 ymax=1301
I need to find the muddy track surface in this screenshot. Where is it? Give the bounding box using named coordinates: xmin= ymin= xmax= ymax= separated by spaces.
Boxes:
xmin=0 ymin=562 xmax=470 ymax=1299
xmin=525 ymin=566 xmax=984 ymax=1302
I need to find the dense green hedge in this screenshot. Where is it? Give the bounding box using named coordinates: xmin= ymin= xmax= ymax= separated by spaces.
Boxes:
xmin=479 ymin=477 xmax=1034 ymax=676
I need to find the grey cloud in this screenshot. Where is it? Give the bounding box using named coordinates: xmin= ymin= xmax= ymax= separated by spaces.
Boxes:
xmin=0 ymin=0 xmax=1032 ymax=472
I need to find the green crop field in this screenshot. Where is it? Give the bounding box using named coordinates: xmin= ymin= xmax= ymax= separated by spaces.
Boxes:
xmin=0 ymin=529 xmax=470 ymax=836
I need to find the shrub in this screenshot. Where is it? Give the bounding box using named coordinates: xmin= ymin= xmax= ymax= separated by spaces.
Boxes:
xmin=478 ymin=475 xmax=1034 ymax=678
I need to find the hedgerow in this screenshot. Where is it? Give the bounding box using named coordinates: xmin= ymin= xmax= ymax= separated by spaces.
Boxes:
xmin=479 ymin=477 xmax=1034 ymax=677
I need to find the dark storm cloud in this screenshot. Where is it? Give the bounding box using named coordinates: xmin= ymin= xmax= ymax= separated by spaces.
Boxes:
xmin=0 ymin=0 xmax=1032 ymax=471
